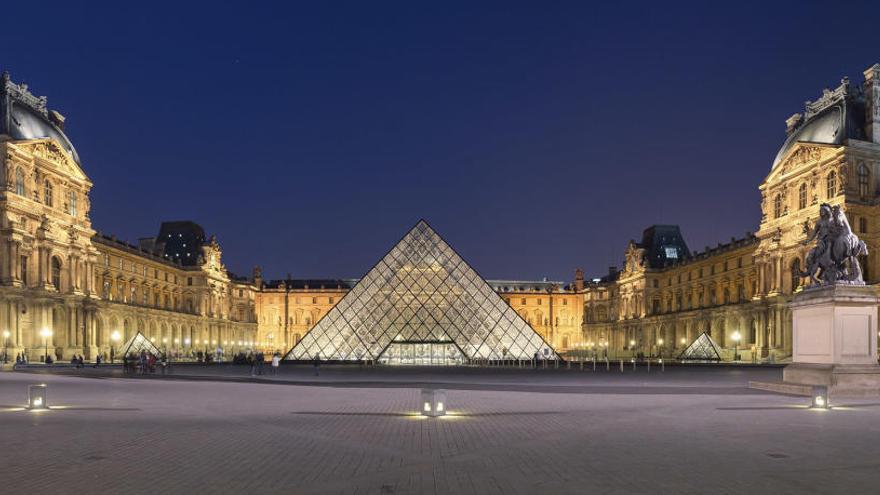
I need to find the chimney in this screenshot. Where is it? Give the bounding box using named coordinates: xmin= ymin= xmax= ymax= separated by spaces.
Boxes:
xmin=48 ymin=110 xmax=66 ymax=130
xmin=864 ymin=63 xmax=880 ymax=144
xmin=574 ymin=268 xmax=584 ymax=291
xmin=252 ymin=266 xmax=262 ymax=288
xmin=785 ymin=113 xmax=802 ymax=135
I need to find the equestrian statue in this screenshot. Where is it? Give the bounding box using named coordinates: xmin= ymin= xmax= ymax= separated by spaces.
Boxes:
xmin=801 ymin=203 xmax=868 ymax=286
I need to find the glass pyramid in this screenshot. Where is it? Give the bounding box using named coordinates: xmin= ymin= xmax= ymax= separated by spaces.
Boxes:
xmin=117 ymin=331 xmax=162 ymax=359
xmin=678 ymin=332 xmax=722 ymax=361
xmin=285 ymin=220 xmax=558 ymax=364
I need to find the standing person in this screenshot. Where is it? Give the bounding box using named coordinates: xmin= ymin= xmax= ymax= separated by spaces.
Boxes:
xmin=249 ymin=352 xmax=256 ymax=377
xmin=271 ymin=353 xmax=280 ymax=376
xmin=256 ymin=351 xmax=265 ymax=375
xmin=313 ymin=353 xmax=321 ymax=377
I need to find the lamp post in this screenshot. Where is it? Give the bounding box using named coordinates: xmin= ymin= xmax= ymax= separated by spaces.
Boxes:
xmin=40 ymin=328 xmax=53 ymax=363
xmin=184 ymin=338 xmax=191 ymax=360
xmin=732 ymin=331 xmax=742 ymax=362
xmin=2 ymin=330 xmax=9 ymax=363
xmin=110 ymin=330 xmax=121 ymax=363
xmin=657 ymin=338 xmax=664 ymax=359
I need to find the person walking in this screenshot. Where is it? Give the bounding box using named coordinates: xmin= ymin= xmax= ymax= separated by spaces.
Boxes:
xmin=313 ymin=353 xmax=321 ymax=376
xmin=271 ymin=353 xmax=280 ymax=376
xmin=256 ymin=351 xmax=265 ymax=375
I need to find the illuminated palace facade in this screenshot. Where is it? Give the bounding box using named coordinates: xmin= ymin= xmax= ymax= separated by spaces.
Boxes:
xmin=0 ymin=72 xmax=258 ymax=362
xmin=582 ymin=63 xmax=880 ymax=362
xmin=2 ymin=63 xmax=879 ymax=363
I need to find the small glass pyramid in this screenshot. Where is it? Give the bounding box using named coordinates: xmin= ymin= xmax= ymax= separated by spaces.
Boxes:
xmin=117 ymin=331 xmax=162 ymax=359
xmin=678 ymin=332 xmax=722 ymax=361
xmin=285 ymin=220 xmax=558 ymax=364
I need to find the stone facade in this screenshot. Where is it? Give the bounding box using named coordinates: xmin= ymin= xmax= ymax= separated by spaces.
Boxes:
xmin=252 ymin=277 xmax=582 ymax=354
xmin=4 ymin=64 xmax=880 ymax=363
xmin=0 ymin=73 xmax=257 ymax=362
xmin=582 ymin=64 xmax=880 ymax=362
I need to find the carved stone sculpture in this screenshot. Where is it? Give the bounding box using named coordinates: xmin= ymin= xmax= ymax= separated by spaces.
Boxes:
xmin=801 ymin=203 xmax=868 ymax=285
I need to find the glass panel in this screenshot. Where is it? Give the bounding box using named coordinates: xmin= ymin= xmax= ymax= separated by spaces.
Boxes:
xmin=285 ymin=221 xmax=557 ymax=363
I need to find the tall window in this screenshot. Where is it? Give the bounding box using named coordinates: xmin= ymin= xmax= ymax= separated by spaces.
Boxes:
xmin=827 ymin=171 xmax=837 ymax=198
xmin=858 ymin=164 xmax=870 ymax=198
xmin=20 ymin=255 xmax=28 ymax=285
xmin=50 ymin=257 xmax=62 ymax=290
xmin=15 ymin=168 xmax=25 ymax=196
xmin=860 ymin=217 xmax=868 ymax=234
xmin=43 ymin=180 xmax=53 ymax=207
xmin=68 ymin=190 xmax=77 ymax=216
xmin=773 ymin=194 xmax=783 ymax=218
xmin=798 ymin=183 xmax=807 ymax=209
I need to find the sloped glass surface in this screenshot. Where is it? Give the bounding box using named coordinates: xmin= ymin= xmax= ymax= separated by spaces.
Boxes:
xmin=678 ymin=332 xmax=722 ymax=361
xmin=285 ymin=220 xmax=557 ymax=363
xmin=117 ymin=331 xmax=162 ymax=358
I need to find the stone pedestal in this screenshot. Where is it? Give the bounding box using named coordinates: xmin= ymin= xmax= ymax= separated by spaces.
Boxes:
xmin=784 ymin=284 xmax=880 ymax=397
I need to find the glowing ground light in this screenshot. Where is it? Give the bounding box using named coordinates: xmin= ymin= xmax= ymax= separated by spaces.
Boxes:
xmin=28 ymin=384 xmax=48 ymax=410
xmin=420 ymin=389 xmax=447 ymax=417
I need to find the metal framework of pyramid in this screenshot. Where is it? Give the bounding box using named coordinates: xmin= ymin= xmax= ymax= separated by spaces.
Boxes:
xmin=678 ymin=332 xmax=722 ymax=361
xmin=117 ymin=331 xmax=162 ymax=358
xmin=285 ymin=220 xmax=558 ymax=363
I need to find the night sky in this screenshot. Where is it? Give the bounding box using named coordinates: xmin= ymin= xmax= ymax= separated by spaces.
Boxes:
xmin=4 ymin=1 xmax=880 ymax=282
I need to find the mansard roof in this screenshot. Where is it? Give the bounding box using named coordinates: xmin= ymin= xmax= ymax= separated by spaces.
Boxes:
xmin=0 ymin=71 xmax=80 ymax=164
xmin=772 ymin=76 xmax=867 ymax=170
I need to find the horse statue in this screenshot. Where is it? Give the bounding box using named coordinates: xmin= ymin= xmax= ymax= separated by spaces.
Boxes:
xmin=801 ymin=203 xmax=868 ymax=286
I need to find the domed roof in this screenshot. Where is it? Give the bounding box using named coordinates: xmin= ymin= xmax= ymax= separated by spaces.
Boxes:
xmin=772 ymin=78 xmax=866 ymax=170
xmin=0 ymin=71 xmax=80 ymax=164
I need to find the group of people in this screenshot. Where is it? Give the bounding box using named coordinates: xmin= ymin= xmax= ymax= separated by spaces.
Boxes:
xmin=250 ymin=351 xmax=283 ymax=376
xmin=121 ymin=350 xmax=168 ymax=375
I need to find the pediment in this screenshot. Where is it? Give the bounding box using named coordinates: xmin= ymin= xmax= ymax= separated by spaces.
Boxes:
xmin=14 ymin=139 xmax=89 ymax=182
xmin=764 ymin=143 xmax=831 ymax=184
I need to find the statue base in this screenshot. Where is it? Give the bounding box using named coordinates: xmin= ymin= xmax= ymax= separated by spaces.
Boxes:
xmin=784 ymin=284 xmax=880 ymax=397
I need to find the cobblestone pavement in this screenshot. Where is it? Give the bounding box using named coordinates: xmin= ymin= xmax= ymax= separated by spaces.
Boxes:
xmin=2 ymin=368 xmax=879 ymax=494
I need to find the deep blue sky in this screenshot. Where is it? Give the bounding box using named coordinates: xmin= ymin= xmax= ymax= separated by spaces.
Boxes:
xmin=4 ymin=1 xmax=880 ymax=281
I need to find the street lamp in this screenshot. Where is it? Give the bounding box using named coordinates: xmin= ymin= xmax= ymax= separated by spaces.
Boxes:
xmin=657 ymin=338 xmax=664 ymax=358
xmin=2 ymin=330 xmax=10 ymax=363
xmin=731 ymin=331 xmax=742 ymax=361
xmin=110 ymin=330 xmax=121 ymax=363
xmin=40 ymin=328 xmax=53 ymax=363
xmin=680 ymin=337 xmax=687 ymax=346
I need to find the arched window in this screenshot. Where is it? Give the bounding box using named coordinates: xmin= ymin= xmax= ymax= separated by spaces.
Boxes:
xmin=50 ymin=257 xmax=62 ymax=290
xmin=773 ymin=194 xmax=783 ymax=218
xmin=15 ymin=168 xmax=25 ymax=196
xmin=798 ymin=183 xmax=807 ymax=209
xmin=858 ymin=164 xmax=870 ymax=198
xmin=791 ymin=258 xmax=801 ymax=292
xmin=43 ymin=180 xmax=53 ymax=207
xmin=68 ymin=190 xmax=77 ymax=216
xmin=827 ymin=171 xmax=837 ymax=198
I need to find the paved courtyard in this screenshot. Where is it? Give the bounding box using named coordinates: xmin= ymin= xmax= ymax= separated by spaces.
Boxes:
xmin=2 ymin=365 xmax=880 ymax=494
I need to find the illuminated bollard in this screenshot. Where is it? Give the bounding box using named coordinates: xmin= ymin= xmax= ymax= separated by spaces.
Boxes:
xmin=811 ymin=385 xmax=829 ymax=409
xmin=28 ymin=384 xmax=48 ymax=410
xmin=619 ymin=359 xmax=623 ymax=372
xmin=660 ymin=358 xmax=665 ymax=372
xmin=421 ymin=389 xmax=447 ymax=417
xmin=631 ymin=358 xmax=636 ymax=371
